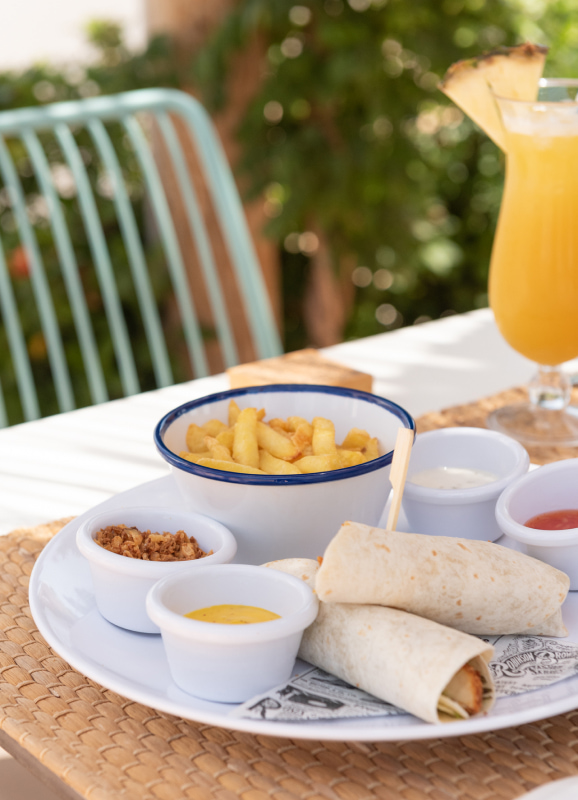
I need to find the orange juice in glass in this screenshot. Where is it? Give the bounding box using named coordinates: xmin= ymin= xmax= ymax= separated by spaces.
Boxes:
xmin=486 ymin=79 xmax=578 ymax=445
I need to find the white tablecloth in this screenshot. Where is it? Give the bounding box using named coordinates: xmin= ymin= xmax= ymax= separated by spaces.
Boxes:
xmin=0 ymin=308 xmax=535 ymax=535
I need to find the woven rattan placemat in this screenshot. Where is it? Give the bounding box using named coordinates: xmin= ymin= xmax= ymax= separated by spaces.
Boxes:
xmin=3 ymin=388 xmax=578 ymax=800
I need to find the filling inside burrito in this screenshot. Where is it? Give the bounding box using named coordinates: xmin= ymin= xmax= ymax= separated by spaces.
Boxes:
xmin=439 ymin=661 xmax=488 ymax=719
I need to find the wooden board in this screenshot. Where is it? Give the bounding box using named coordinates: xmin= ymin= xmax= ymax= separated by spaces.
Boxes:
xmin=227 ymin=348 xmax=373 ymax=392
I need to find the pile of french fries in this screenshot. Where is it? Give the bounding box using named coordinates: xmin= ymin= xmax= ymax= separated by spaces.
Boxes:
xmin=179 ymin=400 xmax=380 ymax=475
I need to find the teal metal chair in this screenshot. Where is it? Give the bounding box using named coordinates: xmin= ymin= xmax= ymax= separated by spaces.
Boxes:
xmin=0 ymin=88 xmax=282 ymax=427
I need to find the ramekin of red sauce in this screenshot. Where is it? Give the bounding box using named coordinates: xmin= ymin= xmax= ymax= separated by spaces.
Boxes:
xmin=495 ymin=458 xmax=578 ymax=589
xmin=525 ymin=509 xmax=578 ymax=531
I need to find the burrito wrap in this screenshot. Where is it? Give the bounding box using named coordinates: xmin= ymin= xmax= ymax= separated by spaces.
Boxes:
xmin=265 ymin=558 xmax=495 ymax=724
xmin=315 ymin=522 xmax=569 ymax=636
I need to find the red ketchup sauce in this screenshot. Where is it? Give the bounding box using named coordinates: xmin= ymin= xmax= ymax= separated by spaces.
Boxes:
xmin=525 ymin=509 xmax=578 ymax=530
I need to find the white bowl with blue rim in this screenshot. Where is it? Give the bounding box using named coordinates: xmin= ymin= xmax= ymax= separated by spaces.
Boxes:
xmin=154 ymin=384 xmax=414 ymax=564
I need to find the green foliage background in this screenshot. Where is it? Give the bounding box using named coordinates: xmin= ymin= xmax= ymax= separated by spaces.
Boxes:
xmin=0 ymin=5 xmax=577 ymax=422
xmin=192 ymin=0 xmax=578 ymax=349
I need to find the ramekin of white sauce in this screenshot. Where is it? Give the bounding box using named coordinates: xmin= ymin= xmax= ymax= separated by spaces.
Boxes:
xmin=409 ymin=466 xmax=498 ymax=490
xmin=401 ymin=427 xmax=529 ymax=540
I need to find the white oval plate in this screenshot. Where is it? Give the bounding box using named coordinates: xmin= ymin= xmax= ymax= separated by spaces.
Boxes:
xmin=516 ymin=777 xmax=578 ymax=800
xmin=29 ymin=474 xmax=578 ymax=742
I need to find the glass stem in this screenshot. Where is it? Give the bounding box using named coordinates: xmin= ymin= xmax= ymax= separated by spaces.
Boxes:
xmin=527 ymin=365 xmax=571 ymax=410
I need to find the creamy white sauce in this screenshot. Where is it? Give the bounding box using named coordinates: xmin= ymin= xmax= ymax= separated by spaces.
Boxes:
xmin=409 ymin=466 xmax=498 ymax=490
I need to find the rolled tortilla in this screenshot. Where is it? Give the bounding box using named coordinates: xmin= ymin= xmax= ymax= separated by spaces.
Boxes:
xmin=265 ymin=558 xmax=495 ymax=724
xmin=315 ymin=522 xmax=570 ymax=636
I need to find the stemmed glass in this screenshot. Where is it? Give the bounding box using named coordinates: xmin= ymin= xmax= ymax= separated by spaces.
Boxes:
xmin=486 ymin=79 xmax=578 ymax=446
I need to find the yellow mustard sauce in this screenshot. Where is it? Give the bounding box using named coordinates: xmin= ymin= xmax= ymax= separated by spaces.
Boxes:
xmin=184 ymin=604 xmax=281 ymax=624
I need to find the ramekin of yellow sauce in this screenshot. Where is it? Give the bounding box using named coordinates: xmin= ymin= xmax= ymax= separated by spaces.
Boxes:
xmin=146 ymin=563 xmax=319 ymax=703
xmin=185 ymin=604 xmax=280 ymax=624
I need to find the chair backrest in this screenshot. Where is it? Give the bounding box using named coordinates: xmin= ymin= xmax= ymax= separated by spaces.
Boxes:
xmin=0 ymin=88 xmax=282 ymax=427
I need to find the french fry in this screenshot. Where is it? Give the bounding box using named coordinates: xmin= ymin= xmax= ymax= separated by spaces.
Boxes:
xmin=203 ymin=419 xmax=227 ymax=438
xmin=287 ymin=416 xmax=312 ymax=434
xmin=269 ymin=422 xmax=293 ymax=439
xmin=268 ymin=418 xmax=293 ymax=438
xmin=186 ymin=424 xmax=209 ymax=453
xmin=291 ymin=422 xmax=313 ymax=456
xmin=341 ymin=427 xmax=371 ymax=450
xmin=363 ymin=437 xmax=380 ymax=461
xmin=233 ymin=407 xmax=260 ymax=468
xmin=197 ymin=457 xmax=265 ymax=475
xmin=204 ymin=436 xmax=234 ymax=462
xmin=179 ymin=450 xmax=204 ymax=463
xmin=268 ymin=417 xmax=290 ymax=431
xmin=259 ymin=449 xmax=301 ymax=475
xmin=295 ymin=454 xmax=339 ymax=473
xmin=312 ymin=417 xmax=337 ymax=455
xmin=257 ymin=421 xmax=299 ymax=461
xmin=216 ymin=427 xmax=235 ymax=452
xmin=228 ymin=400 xmax=264 ymax=426
xmin=184 ymin=406 xmax=380 ymax=475
xmin=228 ymin=399 xmax=241 ymax=427
xmin=337 ymin=449 xmax=366 ymax=468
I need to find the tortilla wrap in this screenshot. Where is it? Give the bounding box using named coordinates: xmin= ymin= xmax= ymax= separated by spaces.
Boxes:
xmin=265 ymin=558 xmax=495 ymax=724
xmin=315 ymin=522 xmax=569 ymax=636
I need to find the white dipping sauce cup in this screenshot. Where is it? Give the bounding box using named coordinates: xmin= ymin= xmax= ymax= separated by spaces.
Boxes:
xmin=76 ymin=507 xmax=237 ymax=633
xmin=496 ymin=458 xmax=578 ymax=588
xmin=146 ymin=564 xmax=319 ymax=703
xmin=402 ymin=427 xmax=529 ymax=540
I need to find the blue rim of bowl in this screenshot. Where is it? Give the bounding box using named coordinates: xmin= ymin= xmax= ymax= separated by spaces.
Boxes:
xmin=154 ymin=384 xmax=415 ymax=486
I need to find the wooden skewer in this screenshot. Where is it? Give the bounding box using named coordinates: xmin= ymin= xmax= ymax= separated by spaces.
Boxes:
xmin=385 ymin=427 xmax=414 ymax=532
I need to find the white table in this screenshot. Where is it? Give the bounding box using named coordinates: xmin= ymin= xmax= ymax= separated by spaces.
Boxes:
xmin=0 ymin=308 xmax=536 ymax=536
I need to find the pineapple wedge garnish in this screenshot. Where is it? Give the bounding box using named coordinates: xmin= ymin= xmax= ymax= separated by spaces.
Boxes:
xmin=439 ymin=43 xmax=548 ymax=151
